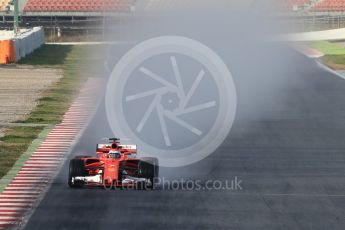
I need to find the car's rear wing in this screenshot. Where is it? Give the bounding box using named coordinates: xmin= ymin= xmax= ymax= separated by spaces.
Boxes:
xmin=96 ymin=144 xmax=137 ymax=154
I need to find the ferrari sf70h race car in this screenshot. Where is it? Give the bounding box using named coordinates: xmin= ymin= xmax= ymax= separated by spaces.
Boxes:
xmin=68 ymin=138 xmax=159 ymax=189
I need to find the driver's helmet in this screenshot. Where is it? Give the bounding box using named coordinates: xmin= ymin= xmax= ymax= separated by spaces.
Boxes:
xmin=109 ymin=150 xmax=121 ymax=159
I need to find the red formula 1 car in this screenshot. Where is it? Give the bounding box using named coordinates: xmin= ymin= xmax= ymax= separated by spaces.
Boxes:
xmin=68 ymin=138 xmax=159 ymax=189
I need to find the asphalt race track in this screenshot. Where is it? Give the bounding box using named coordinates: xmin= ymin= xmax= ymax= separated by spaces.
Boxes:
xmin=23 ymin=46 xmax=345 ymax=230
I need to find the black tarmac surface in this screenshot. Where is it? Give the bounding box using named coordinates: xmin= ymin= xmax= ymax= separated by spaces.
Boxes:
xmin=23 ymin=46 xmax=345 ymax=230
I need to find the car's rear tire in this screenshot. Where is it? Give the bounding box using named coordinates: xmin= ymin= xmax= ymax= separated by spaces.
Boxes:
xmin=139 ymin=158 xmax=159 ymax=190
xmin=68 ymin=158 xmax=86 ymax=188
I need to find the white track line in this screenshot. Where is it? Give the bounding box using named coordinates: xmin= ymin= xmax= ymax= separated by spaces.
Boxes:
xmin=316 ymin=61 xmax=345 ymax=80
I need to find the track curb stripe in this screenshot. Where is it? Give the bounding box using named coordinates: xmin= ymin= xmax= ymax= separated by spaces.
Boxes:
xmin=0 ymin=78 xmax=101 ymax=229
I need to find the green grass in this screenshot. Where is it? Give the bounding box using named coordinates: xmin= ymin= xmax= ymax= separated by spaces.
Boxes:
xmin=0 ymin=126 xmax=43 ymax=178
xmin=18 ymin=45 xmax=73 ymax=65
xmin=0 ymin=127 xmax=51 ymax=192
xmin=309 ymin=41 xmax=345 ymax=55
xmin=308 ymin=41 xmax=345 ymax=69
xmin=321 ymin=54 xmax=345 ymax=70
xmin=0 ymin=44 xmax=93 ymax=178
xmin=17 ymin=44 xmax=93 ymax=124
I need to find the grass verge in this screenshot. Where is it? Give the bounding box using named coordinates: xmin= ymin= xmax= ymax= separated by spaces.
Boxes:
xmin=309 ymin=41 xmax=345 ymax=69
xmin=309 ymin=41 xmax=345 ymax=55
xmin=18 ymin=45 xmax=93 ymax=124
xmin=320 ymin=55 xmax=345 ymax=70
xmin=0 ymin=126 xmax=44 ymax=179
xmin=0 ymin=44 xmax=93 ymax=178
xmin=0 ymin=127 xmax=52 ymax=192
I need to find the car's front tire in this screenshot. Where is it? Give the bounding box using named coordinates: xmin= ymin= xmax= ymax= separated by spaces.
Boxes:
xmin=68 ymin=158 xmax=86 ymax=188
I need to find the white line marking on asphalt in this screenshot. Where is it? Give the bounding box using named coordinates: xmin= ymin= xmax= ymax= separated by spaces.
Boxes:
xmin=316 ymin=61 xmax=345 ymax=80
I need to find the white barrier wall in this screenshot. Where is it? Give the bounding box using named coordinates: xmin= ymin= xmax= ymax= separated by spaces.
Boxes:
xmin=13 ymin=27 xmax=45 ymax=62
